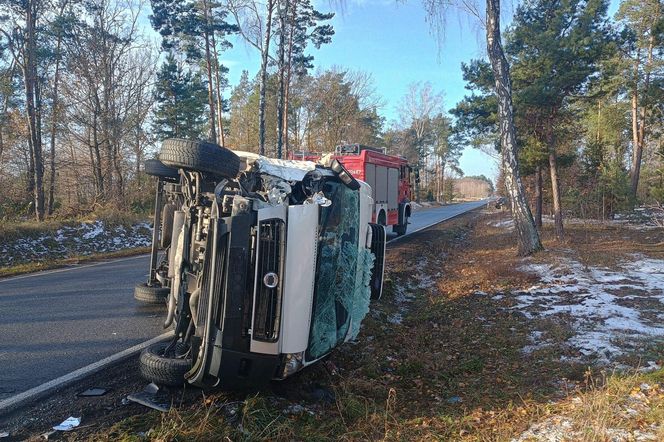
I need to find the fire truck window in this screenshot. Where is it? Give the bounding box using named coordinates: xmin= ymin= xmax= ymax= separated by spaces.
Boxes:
xmin=307 ymin=181 xmax=373 ymax=359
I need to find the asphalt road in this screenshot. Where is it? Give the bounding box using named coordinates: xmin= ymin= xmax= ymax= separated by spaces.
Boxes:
xmin=0 ymin=199 xmax=488 ymax=402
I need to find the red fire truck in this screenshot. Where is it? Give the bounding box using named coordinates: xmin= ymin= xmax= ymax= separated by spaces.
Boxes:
xmin=293 ymin=144 xmax=413 ymax=235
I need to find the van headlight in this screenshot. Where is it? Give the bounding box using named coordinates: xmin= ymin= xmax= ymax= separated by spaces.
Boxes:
xmin=280 ymin=352 xmax=304 ymax=378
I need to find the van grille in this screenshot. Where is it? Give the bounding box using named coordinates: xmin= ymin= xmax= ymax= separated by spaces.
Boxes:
xmin=252 ymin=219 xmax=285 ymax=342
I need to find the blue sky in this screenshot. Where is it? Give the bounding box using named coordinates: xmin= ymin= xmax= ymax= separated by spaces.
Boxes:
xmin=217 ymin=0 xmax=622 ymax=181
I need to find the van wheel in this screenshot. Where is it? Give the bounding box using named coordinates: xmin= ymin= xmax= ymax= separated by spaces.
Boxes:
xmin=144 ymin=159 xmax=179 ymax=182
xmin=134 ymin=283 xmax=169 ymax=304
xmin=160 ymin=138 xmax=240 ymax=179
xmin=139 ymin=342 xmax=191 ymax=387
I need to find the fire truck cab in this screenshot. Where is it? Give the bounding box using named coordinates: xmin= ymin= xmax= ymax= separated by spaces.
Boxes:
xmin=295 ymin=144 xmax=413 ymax=235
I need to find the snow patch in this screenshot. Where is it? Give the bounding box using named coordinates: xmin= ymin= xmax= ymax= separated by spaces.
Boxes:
xmin=488 ymin=218 xmax=514 ymax=229
xmin=509 ymin=256 xmax=664 ymax=363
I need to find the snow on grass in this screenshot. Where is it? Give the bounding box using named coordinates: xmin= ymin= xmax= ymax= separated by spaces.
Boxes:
xmin=509 ymin=255 xmax=664 ymax=363
xmin=0 ymin=220 xmax=152 ymax=267
xmin=488 ymin=218 xmax=515 ymax=229
xmin=541 ymin=214 xmax=662 ymax=230
xmin=383 ymin=257 xmax=432 ymax=325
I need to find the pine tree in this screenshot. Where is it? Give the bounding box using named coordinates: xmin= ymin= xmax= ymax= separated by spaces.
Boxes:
xmin=153 ymin=55 xmax=208 ymax=140
xmin=150 ymin=0 xmax=238 ymax=144
xmin=507 ymin=0 xmax=613 ymax=240
xmin=614 ymin=0 xmax=663 ymax=198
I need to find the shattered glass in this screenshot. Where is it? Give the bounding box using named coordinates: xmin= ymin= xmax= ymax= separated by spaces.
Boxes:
xmin=348 ymin=248 xmax=375 ymax=340
xmin=307 ymin=182 xmax=375 ymax=359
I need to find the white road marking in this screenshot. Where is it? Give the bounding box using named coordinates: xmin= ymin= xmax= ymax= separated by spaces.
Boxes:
xmin=0 ymin=330 xmax=173 ymax=415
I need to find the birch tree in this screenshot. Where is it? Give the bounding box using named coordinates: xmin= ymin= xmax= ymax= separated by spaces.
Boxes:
xmin=423 ymin=0 xmax=542 ymax=255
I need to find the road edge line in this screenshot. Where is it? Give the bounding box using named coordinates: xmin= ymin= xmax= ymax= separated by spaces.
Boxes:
xmin=388 ymin=202 xmax=487 ymax=245
xmin=0 ymin=330 xmax=174 ymax=416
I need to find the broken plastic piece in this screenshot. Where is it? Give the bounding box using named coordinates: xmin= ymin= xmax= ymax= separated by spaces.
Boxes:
xmin=53 ymin=416 xmax=81 ymax=431
xmin=304 ymin=191 xmax=331 ymax=207
xmin=126 ymin=383 xmax=169 ymax=412
xmin=77 ymin=387 xmax=108 ymax=397
xmin=0 ymin=431 xmax=9 ymax=438
xmin=144 ymin=382 xmax=159 ymax=395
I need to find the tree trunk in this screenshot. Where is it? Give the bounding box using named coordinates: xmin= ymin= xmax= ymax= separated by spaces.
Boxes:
xmin=259 ymin=0 xmax=275 ymax=155
xmin=486 ymin=0 xmax=542 ymax=255
xmin=23 ymin=1 xmax=45 ymax=221
xmin=535 ymin=165 xmax=542 ymax=228
xmin=283 ymin=0 xmax=296 ymax=158
xmin=210 ymin=30 xmax=226 ymax=146
xmin=47 ymin=31 xmax=63 ymax=215
xmin=548 ymin=150 xmax=564 ymax=240
xmin=275 ymin=0 xmax=289 ymax=159
xmin=202 ymin=0 xmax=218 ymax=144
xmin=629 ymin=35 xmax=654 ymax=199
xmin=440 ymin=161 xmax=446 ymax=204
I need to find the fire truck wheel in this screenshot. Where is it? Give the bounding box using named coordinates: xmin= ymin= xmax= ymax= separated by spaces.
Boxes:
xmin=144 ymin=159 xmax=179 ymax=182
xmin=134 ymin=283 xmax=169 ymax=304
xmin=393 ymin=222 xmax=407 ymax=236
xmin=139 ymin=342 xmax=191 ymax=387
xmin=160 ymin=138 xmax=240 ymax=179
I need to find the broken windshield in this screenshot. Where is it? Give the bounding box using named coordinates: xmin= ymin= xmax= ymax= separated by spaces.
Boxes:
xmin=307 ymin=180 xmax=362 ymax=360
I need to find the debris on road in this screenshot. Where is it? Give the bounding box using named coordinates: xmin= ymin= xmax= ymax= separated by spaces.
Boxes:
xmin=0 ymin=431 xmax=9 ymax=438
xmin=52 ymin=416 xmax=81 ymax=431
xmin=77 ymin=387 xmax=109 ymax=397
xmin=126 ymin=383 xmax=169 ymax=412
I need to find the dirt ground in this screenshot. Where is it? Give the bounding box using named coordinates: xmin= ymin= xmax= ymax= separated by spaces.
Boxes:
xmin=2 ymin=209 xmax=663 ymax=441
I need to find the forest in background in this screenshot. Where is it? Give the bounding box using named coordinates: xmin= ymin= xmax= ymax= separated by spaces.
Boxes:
xmin=0 ymin=0 xmax=662 ymax=233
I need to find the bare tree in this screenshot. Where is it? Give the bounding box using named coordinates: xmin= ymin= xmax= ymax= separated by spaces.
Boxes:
xmin=60 ymin=0 xmax=155 ymax=205
xmin=1 ymin=0 xmax=47 ymax=220
xmin=46 ymin=0 xmax=70 ymax=215
xmin=397 ymin=81 xmax=443 ymax=202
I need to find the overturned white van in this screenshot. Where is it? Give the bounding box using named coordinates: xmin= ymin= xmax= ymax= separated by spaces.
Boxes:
xmin=137 ymin=139 xmax=386 ymax=388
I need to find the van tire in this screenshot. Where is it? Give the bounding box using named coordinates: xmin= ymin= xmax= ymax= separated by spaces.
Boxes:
xmin=144 ymin=159 xmax=179 ymax=182
xmin=134 ymin=283 xmax=169 ymax=304
xmin=139 ymin=342 xmax=191 ymax=387
xmin=159 ymin=138 xmax=240 ymax=179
